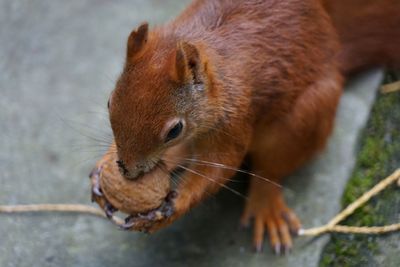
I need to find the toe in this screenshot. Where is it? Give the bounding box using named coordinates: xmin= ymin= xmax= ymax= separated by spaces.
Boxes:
xmin=240 ymin=207 xmax=251 ymax=229
xmin=265 ymin=218 xmax=281 ymax=255
xmin=253 ymin=217 xmax=264 ymax=253
xmin=92 ymin=183 xmax=103 ymax=197
xmin=90 ymin=167 xmax=103 ymax=198
xmin=88 ymin=166 xmax=100 ymax=179
xmin=276 ymin=217 xmax=293 ymax=254
xmin=282 ymin=209 xmax=301 ymax=235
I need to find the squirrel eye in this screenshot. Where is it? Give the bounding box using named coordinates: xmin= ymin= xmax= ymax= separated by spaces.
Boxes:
xmin=107 ymin=99 xmax=110 ymax=109
xmin=165 ymin=121 xmax=183 ymax=143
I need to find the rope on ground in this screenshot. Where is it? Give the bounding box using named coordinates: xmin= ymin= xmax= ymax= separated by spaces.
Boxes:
xmin=1 ymin=170 xmax=400 ymax=237
xmin=299 ymin=169 xmax=400 ymax=236
xmin=0 ymin=203 xmax=124 ymax=225
xmin=381 ymin=80 xmax=400 ymax=94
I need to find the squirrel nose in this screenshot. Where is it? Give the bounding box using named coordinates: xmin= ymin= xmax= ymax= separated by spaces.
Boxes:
xmin=116 ymin=160 xmax=130 ymax=177
xmin=116 ymin=160 xmax=129 ymax=176
xmin=116 ymin=159 xmax=154 ymax=180
xmin=116 ymin=160 xmax=147 ymax=179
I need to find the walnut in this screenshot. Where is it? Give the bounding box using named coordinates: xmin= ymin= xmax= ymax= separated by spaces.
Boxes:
xmin=97 ymin=156 xmax=170 ymax=215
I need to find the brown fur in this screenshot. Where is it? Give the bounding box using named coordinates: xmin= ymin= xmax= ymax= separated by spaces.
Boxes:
xmin=323 ymin=0 xmax=400 ymax=75
xmin=93 ymin=0 xmax=400 ymax=253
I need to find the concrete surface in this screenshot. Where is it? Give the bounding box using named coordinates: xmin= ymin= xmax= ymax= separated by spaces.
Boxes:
xmin=0 ymin=1 xmax=383 ymax=267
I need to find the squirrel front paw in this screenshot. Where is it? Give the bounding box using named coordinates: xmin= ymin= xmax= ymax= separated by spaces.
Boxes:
xmin=89 ymin=165 xmax=108 ymax=210
xmin=88 ymin=150 xmax=117 ymax=210
xmin=89 ymin=165 xmax=122 ymax=220
xmin=119 ymin=190 xmax=177 ymax=233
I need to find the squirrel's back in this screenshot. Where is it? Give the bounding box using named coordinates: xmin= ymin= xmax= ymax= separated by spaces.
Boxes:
xmin=171 ymin=0 xmax=400 ymax=76
xmin=323 ymin=0 xmax=400 ymax=75
xmin=167 ymin=0 xmax=338 ymax=119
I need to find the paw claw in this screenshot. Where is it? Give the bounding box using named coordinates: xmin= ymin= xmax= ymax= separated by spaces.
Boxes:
xmin=92 ymin=185 xmax=103 ymax=197
xmin=282 ymin=210 xmax=301 ymax=235
xmin=254 ymin=244 xmax=263 ymax=253
xmin=89 ymin=167 xmax=100 ymax=178
xmin=104 ymin=202 xmax=117 ymax=219
xmin=120 ymin=216 xmax=136 ymax=230
xmin=273 ymin=244 xmax=281 ymax=255
xmin=283 ymin=245 xmax=292 ymax=255
xmin=90 ymin=167 xmax=103 ymax=197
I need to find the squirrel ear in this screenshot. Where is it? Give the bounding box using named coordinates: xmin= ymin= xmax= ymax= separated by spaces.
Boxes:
xmin=127 ymin=22 xmax=149 ymax=59
xmin=175 ymin=42 xmax=204 ymax=84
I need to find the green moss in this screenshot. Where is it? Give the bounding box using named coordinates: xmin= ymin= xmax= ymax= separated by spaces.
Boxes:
xmin=320 ymin=72 xmax=400 ymax=267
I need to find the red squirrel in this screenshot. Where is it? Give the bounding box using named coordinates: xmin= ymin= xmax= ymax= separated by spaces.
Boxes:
xmin=90 ymin=0 xmax=400 ymax=254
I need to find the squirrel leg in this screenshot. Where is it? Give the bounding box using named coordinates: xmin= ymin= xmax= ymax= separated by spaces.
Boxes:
xmin=241 ymin=172 xmax=301 ymax=254
xmin=243 ymin=74 xmax=342 ymax=253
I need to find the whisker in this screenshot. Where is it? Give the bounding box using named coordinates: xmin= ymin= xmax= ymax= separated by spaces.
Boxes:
xmin=158 ymin=163 xmax=179 ymax=188
xmin=151 ymin=158 xmax=165 ymax=191
xmin=63 ymin=119 xmax=113 ymax=142
xmin=61 ymin=125 xmax=112 ymax=146
xmin=166 ymin=162 xmax=247 ymax=200
xmin=165 ymin=157 xmax=244 ymax=183
xmin=67 ymin=154 xmax=106 ymax=172
xmin=169 ymin=156 xmax=282 ymax=188
xmin=158 ymin=158 xmax=182 ymax=190
xmin=69 ymin=149 xmax=113 ymax=155
xmin=68 ymin=143 xmax=114 ymax=149
xmin=57 ymin=117 xmax=113 ymax=145
xmin=159 ymin=161 xmax=217 ymax=199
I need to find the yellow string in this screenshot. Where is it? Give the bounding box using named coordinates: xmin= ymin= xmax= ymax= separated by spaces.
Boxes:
xmin=1 ymin=169 xmax=400 ymax=237
xmin=381 ymin=81 xmax=400 ymax=94
xmin=0 ymin=203 xmax=125 ymax=225
xmin=299 ymin=169 xmax=400 ymax=236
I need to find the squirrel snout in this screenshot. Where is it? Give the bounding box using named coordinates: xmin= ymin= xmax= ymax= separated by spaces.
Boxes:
xmin=116 ymin=159 xmax=157 ymax=180
xmin=116 ymin=160 xmax=130 ymax=177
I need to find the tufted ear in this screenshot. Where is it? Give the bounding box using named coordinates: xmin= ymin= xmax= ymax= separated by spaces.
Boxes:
xmin=175 ymin=42 xmax=205 ymax=85
xmin=127 ymin=22 xmax=149 ymax=59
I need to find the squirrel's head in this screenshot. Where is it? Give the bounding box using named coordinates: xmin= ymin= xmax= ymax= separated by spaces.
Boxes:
xmin=108 ymin=23 xmax=218 ymax=179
